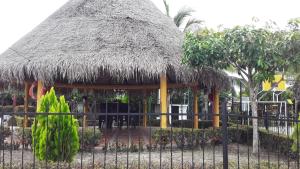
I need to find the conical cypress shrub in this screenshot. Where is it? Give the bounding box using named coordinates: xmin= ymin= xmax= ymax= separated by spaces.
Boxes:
xmin=32 ymin=87 xmax=79 ymax=162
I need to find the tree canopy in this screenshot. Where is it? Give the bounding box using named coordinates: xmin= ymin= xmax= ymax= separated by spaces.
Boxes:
xmin=183 ymin=24 xmax=300 ymax=153
xmin=183 ymin=26 xmax=300 ymax=85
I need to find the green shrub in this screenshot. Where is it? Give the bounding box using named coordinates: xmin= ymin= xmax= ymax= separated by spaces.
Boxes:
xmin=32 ymin=87 xmax=79 ymax=162
xmin=16 ymin=127 xmax=32 ymax=150
xmin=152 ymin=129 xmax=171 ymax=149
xmin=228 ymin=124 xmax=296 ymax=158
xmin=15 ymin=116 xmax=33 ymax=127
xmin=0 ymin=126 xmax=11 ymax=148
xmin=171 ymin=120 xmax=220 ymax=129
xmin=152 ymin=128 xmax=222 ymax=149
xmin=292 ymin=115 xmax=300 ymax=153
xmin=228 ymin=125 xmax=252 ymax=144
xmin=7 ymin=116 xmax=17 ymax=126
xmin=147 ymin=119 xmax=160 ymax=127
xmin=172 ymin=120 xmax=194 ymax=128
xmin=79 ymin=128 xmax=101 ymax=151
xmin=260 ymin=129 xmax=293 ymax=156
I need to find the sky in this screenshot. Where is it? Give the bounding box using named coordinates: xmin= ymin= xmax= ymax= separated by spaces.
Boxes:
xmin=0 ymin=0 xmax=299 ymax=54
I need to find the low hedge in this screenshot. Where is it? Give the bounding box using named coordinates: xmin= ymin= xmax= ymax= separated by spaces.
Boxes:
xmin=79 ymin=128 xmax=102 ymax=151
xmin=172 ymin=120 xmax=214 ymax=128
xmin=16 ymin=127 xmax=32 ymax=150
xmin=152 ymin=125 xmax=295 ymax=157
xmin=152 ymin=128 xmax=222 ymax=149
xmin=0 ymin=126 xmax=11 ymax=148
xmin=15 ymin=116 xmax=33 ymax=127
xmin=228 ymin=125 xmax=296 ymax=158
xmin=15 ymin=127 xmax=102 ymax=151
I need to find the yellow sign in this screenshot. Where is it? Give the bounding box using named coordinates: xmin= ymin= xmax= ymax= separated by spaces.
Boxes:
xmin=262 ymin=75 xmax=286 ymax=91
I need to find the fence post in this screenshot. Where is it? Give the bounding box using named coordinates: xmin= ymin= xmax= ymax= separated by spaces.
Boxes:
xmin=222 ymin=100 xmax=228 ymax=169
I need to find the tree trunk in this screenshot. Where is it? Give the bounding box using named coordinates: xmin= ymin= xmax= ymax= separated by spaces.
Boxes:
xmin=249 ymin=85 xmax=259 ymax=154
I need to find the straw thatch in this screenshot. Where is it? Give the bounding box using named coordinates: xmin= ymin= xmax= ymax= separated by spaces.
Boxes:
xmin=0 ymin=0 xmax=229 ymax=90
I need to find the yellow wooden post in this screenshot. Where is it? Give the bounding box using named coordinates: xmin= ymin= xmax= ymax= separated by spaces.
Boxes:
xmin=193 ymin=87 xmax=199 ymax=129
xmin=160 ymin=74 xmax=168 ymax=128
xmin=212 ymin=87 xmax=220 ymax=128
xmin=83 ymin=96 xmax=88 ymax=128
xmin=36 ymin=81 xmax=44 ymax=112
xmin=143 ymin=91 xmax=148 ymax=127
xmin=24 ymin=82 xmax=29 ymax=127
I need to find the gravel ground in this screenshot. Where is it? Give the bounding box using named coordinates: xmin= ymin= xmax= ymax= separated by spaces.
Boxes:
xmin=0 ymin=144 xmax=297 ymax=168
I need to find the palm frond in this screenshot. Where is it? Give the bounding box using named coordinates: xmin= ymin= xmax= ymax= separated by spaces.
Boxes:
xmin=163 ymin=0 xmax=170 ymax=17
xmin=184 ymin=18 xmax=203 ymax=32
xmin=173 ymin=7 xmax=194 ymax=27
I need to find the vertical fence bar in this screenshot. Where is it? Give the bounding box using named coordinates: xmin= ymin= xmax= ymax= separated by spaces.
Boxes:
xmin=202 ymin=129 xmax=205 ymax=169
xmin=222 ymin=101 xmax=228 ymax=169
xmin=80 ymin=112 xmax=84 ymax=169
xmin=159 ymin=119 xmax=162 ymax=169
xmin=116 ymin=101 xmax=119 ymax=169
xmin=170 ymin=100 xmax=173 ymax=169
xmin=192 ymin=109 xmax=194 ymax=169
xmin=92 ymin=101 xmax=96 ymax=169
xmin=0 ymin=110 xmax=3 ymax=169
xmin=237 ymin=117 xmax=240 ymax=169
xmin=297 ymin=114 xmax=299 ymax=169
xmin=267 ymin=111 xmax=270 ymax=169
xmin=277 ymin=112 xmax=280 ymax=168
xmin=1 ymin=98 xmax=4 ymax=169
xmin=46 ymin=111 xmax=49 ymax=168
xmin=9 ymin=112 xmax=14 ymax=169
xmin=287 ymin=110 xmax=290 ymax=169
xmin=127 ymin=97 xmax=130 ymax=169
xmin=138 ymin=101 xmax=141 ymax=169
xmin=148 ymin=107 xmax=152 ymax=169
xmin=104 ymin=100 xmax=108 ymax=169
xmin=181 ymin=103 xmax=184 ymax=169
xmin=247 ymin=116 xmax=250 ymax=169
xmin=115 ymin=102 xmax=119 ymax=168
xmin=33 ymin=114 xmax=37 ymax=169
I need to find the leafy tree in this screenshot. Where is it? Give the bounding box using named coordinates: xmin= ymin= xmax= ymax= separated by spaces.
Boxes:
xmin=183 ymin=25 xmax=300 ymax=153
xmin=163 ymin=0 xmax=202 ymax=32
xmin=32 ymin=87 xmax=79 ymax=162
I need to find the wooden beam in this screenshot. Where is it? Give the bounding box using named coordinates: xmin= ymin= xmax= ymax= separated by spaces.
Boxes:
xmin=54 ymin=83 xmax=197 ymax=90
xmin=36 ymin=81 xmax=44 ymax=112
xmin=143 ymin=91 xmax=148 ymax=127
xmin=83 ymin=93 xmax=89 ymax=128
xmin=193 ymin=87 xmax=199 ymax=129
xmin=212 ymin=87 xmax=220 ymax=128
xmin=24 ymin=82 xmax=29 ymax=127
xmin=160 ymin=74 xmax=168 ymax=128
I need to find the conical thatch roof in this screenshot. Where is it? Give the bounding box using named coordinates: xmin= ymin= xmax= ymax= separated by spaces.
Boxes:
xmin=0 ymin=0 xmax=229 ymax=90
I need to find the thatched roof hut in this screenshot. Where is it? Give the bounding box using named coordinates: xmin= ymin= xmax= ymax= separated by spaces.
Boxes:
xmin=0 ymin=0 xmax=229 ymax=90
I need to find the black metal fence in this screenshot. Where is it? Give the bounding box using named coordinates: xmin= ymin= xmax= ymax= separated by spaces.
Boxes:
xmin=0 ymin=101 xmax=300 ymax=169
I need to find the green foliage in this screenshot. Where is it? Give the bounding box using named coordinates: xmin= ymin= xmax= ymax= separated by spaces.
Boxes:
xmin=0 ymin=126 xmax=11 ymax=147
xmin=162 ymin=0 xmax=202 ymax=31
xmin=184 ymin=26 xmax=300 ymax=83
xmin=115 ymin=93 xmax=129 ymax=104
xmin=292 ymin=115 xmax=300 ymax=152
xmin=32 ymin=87 xmax=79 ymax=162
xmin=183 ymin=25 xmax=300 ymax=153
xmin=152 ymin=129 xmax=171 ymax=149
xmin=78 ymin=128 xmax=101 ymax=151
xmin=16 ymin=127 xmax=32 ymax=150
xmin=228 ymin=125 xmax=295 ymax=157
xmin=152 ymin=128 xmax=222 ymax=149
xmin=171 ymin=119 xmax=220 ymax=129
